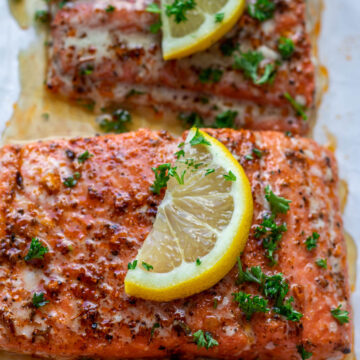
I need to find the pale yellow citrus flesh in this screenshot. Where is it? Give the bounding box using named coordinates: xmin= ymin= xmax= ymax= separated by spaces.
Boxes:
xmin=124 ymin=129 xmax=253 ymax=301
xmin=162 ymin=0 xmax=246 ymax=60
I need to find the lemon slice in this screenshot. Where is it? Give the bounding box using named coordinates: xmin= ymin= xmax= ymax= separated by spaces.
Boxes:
xmin=161 ymin=0 xmax=246 ymax=60
xmin=124 ymin=129 xmax=253 ymax=301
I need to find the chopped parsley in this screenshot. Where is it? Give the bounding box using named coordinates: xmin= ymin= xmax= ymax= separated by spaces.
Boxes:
xmin=315 ymin=258 xmax=327 ymax=269
xmin=247 ymin=0 xmax=275 ymax=22
xmin=274 ymin=296 xmax=303 ymax=322
xmin=34 ymin=10 xmax=50 ymax=24
xmin=190 ymin=128 xmax=211 ymax=146
xmin=223 ymin=171 xmax=236 ymax=181
xmin=150 ymin=163 xmax=171 ymax=194
xmin=219 ymin=38 xmax=238 ymax=56
xmin=150 ymin=322 xmax=160 ymax=339
xmin=265 ymin=185 xmax=291 ymax=215
xmin=205 ymin=168 xmax=215 ymax=176
xmin=331 ymin=304 xmax=349 ymax=325
xmin=168 ymin=166 xmax=186 ymax=185
xmin=125 ymin=89 xmax=146 ymax=98
xmin=284 ymin=92 xmax=308 ymax=121
xmin=196 ymin=258 xmax=201 ymax=266
xmin=79 ymin=63 xmax=94 ymax=76
xmin=278 ymin=37 xmax=295 ymax=59
xmin=128 ymin=260 xmax=138 ymax=270
xmin=234 ymin=51 xmax=276 ymax=85
xmin=32 ymin=292 xmax=49 ymax=308
xmin=105 ymin=5 xmax=115 ymax=12
xmin=215 ymin=12 xmax=224 ymax=23
xmin=297 ymin=345 xmax=313 ymax=360
xmin=25 ymin=238 xmax=49 ymax=261
xmin=150 ymin=20 xmax=162 ymax=33
xmin=232 ymin=291 xmax=269 ymax=320
xmin=213 ymin=299 xmax=218 ymax=309
xmin=142 ymin=261 xmax=154 ymax=271
xmin=236 ymin=259 xmax=303 ymax=322
xmin=255 ymin=215 xmax=287 ymax=265
xmin=99 ymin=109 xmax=132 ymax=133
xmin=77 ymin=150 xmax=93 ymax=163
xmin=214 ymin=110 xmax=237 ymax=129
xmin=165 ymin=0 xmax=196 ymax=23
xmin=179 ymin=112 xmax=205 ymax=128
xmin=146 ymin=3 xmax=161 ymax=13
xmin=199 ymin=68 xmax=223 ymax=84
xmin=63 ymin=172 xmax=81 ymax=188
xmin=193 ymin=330 xmax=219 ymax=349
xmin=252 ymin=148 xmax=263 ymax=158
xmin=175 ymin=149 xmax=185 ymax=159
xmin=305 ymin=232 xmax=319 ymax=251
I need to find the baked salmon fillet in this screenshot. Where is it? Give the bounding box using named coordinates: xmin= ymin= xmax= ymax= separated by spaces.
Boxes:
xmin=0 ymin=129 xmax=351 ymax=359
xmin=46 ymin=0 xmax=314 ymax=134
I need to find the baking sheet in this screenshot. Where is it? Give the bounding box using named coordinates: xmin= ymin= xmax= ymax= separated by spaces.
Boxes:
xmin=0 ymin=0 xmax=359 ymax=357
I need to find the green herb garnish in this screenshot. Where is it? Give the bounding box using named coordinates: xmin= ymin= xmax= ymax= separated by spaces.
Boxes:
xmin=278 ymin=37 xmax=295 ymax=59
xmin=215 ymin=12 xmax=224 ymax=23
xmin=32 ymin=292 xmax=49 ymax=308
xmin=193 ymin=330 xmax=219 ymax=349
xmin=331 ymin=304 xmax=349 ymax=325
xmin=232 ymin=291 xmax=269 ymax=320
xmin=63 ymin=172 xmax=81 ymax=188
xmin=284 ymin=92 xmax=308 ymax=120
xmin=247 ymin=0 xmax=275 ymax=22
xmin=199 ymin=68 xmax=223 ymax=84
xmin=190 ymin=128 xmax=211 ymax=146
xmin=297 ymin=345 xmax=313 ymax=360
xmin=165 ymin=0 xmax=196 ymax=23
xmin=305 ymin=232 xmax=319 ymax=251
xmin=128 ymin=260 xmax=138 ymax=270
xmin=315 ymin=258 xmax=327 ymax=269
xmin=265 ymin=185 xmax=291 ymax=215
xmin=25 ymin=238 xmax=49 ymax=261
xmin=142 ymin=261 xmax=154 ymax=271
xmin=214 ymin=110 xmax=237 ymax=128
xmin=77 ymin=150 xmax=93 ymax=163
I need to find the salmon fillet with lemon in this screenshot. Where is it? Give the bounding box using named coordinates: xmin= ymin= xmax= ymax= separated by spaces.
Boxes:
xmin=0 ymin=129 xmax=351 ymax=359
xmin=46 ymin=0 xmax=314 ymax=134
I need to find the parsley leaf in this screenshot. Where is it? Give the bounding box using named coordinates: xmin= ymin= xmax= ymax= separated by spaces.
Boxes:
xmin=263 ymin=273 xmax=288 ymax=306
xmin=35 ymin=10 xmax=50 ymax=24
xmin=105 ymin=5 xmax=115 ymax=12
xmin=128 ymin=260 xmax=138 ymax=270
xmin=274 ymin=296 xmax=303 ymax=322
xmin=315 ymin=258 xmax=327 ymax=269
xmin=25 ymin=238 xmax=49 ymax=261
xmin=205 ymin=168 xmax=215 ymax=176
xmin=220 ymin=38 xmax=238 ymax=56
xmin=190 ymin=128 xmax=211 ymax=146
xmin=179 ymin=112 xmax=205 ymax=128
xmin=255 ymin=215 xmax=287 ymax=265
xmin=278 ymin=37 xmax=295 ymax=59
xmin=150 ymin=322 xmax=160 ymax=339
xmin=77 ymin=150 xmax=93 ymax=163
xmin=248 ymin=0 xmax=275 ymax=22
xmin=165 ymin=0 xmax=196 ymax=23
xmin=193 ymin=330 xmax=219 ymax=349
xmin=32 ymin=292 xmax=49 ymax=308
xmin=305 ymin=232 xmax=319 ymax=251
xmin=232 ymin=291 xmax=269 ymax=320
xmin=215 ymin=12 xmax=224 ymax=23
xmin=150 ymin=20 xmax=162 ymax=33
xmin=236 ymin=258 xmax=265 ymax=285
xmin=223 ymin=171 xmax=236 ymax=181
xmin=146 ymin=3 xmax=161 ymax=13
xmin=196 ymin=258 xmax=201 ymax=266
xmin=214 ymin=110 xmax=237 ymax=129
xmin=63 ymin=172 xmax=81 ymax=188
xmin=331 ymin=304 xmax=349 ymax=325
xmin=150 ymin=163 xmax=171 ymax=194
xmin=199 ymin=68 xmax=223 ymax=83
xmin=297 ymin=345 xmax=313 ymax=360
xmin=252 ymin=148 xmax=263 ymax=158
xmin=126 ymin=89 xmax=146 ymax=98
xmin=142 ymin=261 xmax=154 ymax=271
xmin=284 ymin=92 xmax=308 ymax=121
xmin=265 ymin=185 xmax=291 ymax=215
xmin=99 ymin=109 xmax=132 ymax=133
xmin=234 ymin=51 xmax=276 ymax=85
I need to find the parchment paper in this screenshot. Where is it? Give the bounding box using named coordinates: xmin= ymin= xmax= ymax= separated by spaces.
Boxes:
xmin=0 ymin=0 xmax=359 ymax=356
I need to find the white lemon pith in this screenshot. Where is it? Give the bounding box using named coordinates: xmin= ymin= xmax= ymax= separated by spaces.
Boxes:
xmin=124 ymin=129 xmax=253 ymax=301
xmin=162 ymin=0 xmax=246 ymax=60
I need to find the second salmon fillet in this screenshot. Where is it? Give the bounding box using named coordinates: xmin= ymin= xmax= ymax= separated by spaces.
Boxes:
xmin=0 ymin=129 xmax=351 ymax=359
xmin=47 ymin=0 xmax=314 ymax=134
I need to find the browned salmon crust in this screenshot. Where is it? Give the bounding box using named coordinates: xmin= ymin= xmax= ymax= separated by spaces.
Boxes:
xmin=46 ymin=0 xmax=314 ymax=134
xmin=0 ymin=129 xmax=351 ymax=359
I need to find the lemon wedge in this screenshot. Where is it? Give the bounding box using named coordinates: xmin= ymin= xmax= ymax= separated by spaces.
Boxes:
xmin=125 ymin=129 xmax=253 ymax=301
xmin=161 ymin=0 xmax=246 ymax=60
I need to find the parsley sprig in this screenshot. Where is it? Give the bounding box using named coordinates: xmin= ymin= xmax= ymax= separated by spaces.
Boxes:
xmin=305 ymin=232 xmax=319 ymax=251
xmin=189 ymin=128 xmax=211 ymax=146
xmin=284 ymin=92 xmax=308 ymax=121
xmin=247 ymin=0 xmax=275 ymax=22
xmin=331 ymin=304 xmax=349 ymax=325
xmin=32 ymin=292 xmax=49 ymax=308
xmin=193 ymin=330 xmax=219 ymax=349
xmin=165 ymin=0 xmax=196 ymax=23
xmin=232 ymin=291 xmax=269 ymax=320
xmin=255 ymin=215 xmax=287 ymax=265
xmin=25 ymin=238 xmax=49 ymax=261
xmin=297 ymin=345 xmax=313 ymax=360
xmin=265 ymin=185 xmax=291 ymax=215
xmin=150 ymin=163 xmax=186 ymax=194
xmin=234 ymin=51 xmax=276 ymax=85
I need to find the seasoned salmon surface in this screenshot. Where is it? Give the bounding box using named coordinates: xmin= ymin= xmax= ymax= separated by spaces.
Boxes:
xmin=47 ymin=0 xmax=314 ymax=134
xmin=0 ymin=129 xmax=351 ymax=359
